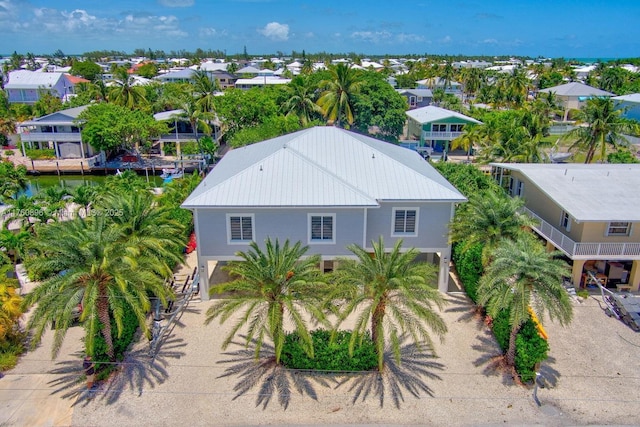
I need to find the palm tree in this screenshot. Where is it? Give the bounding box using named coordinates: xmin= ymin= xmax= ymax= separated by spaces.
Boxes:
xmin=330 ymin=238 xmax=447 ymax=372
xmin=451 ymin=124 xmax=483 ymax=161
xmin=177 ymin=98 xmax=215 ymax=156
xmin=109 ymin=67 xmax=148 ymax=109
xmin=204 ymin=238 xmax=326 ymax=364
xmin=477 ymin=235 xmax=573 ymax=368
xmin=0 ymin=229 xmax=30 ymax=264
xmin=2 ymin=194 xmax=41 ymax=232
xmin=191 ymin=69 xmax=218 ymax=114
xmin=449 ymin=191 xmax=537 ymax=265
xmin=281 ymin=76 xmax=322 ymax=126
xmin=440 ymin=62 xmax=456 ymax=91
xmin=23 ymin=215 xmax=175 ymax=359
xmin=505 ymin=67 xmax=530 ymax=108
xmin=70 ymin=184 xmax=98 ymax=217
xmin=564 ymin=97 xmax=639 ymax=163
xmin=317 ymin=63 xmax=363 ymax=127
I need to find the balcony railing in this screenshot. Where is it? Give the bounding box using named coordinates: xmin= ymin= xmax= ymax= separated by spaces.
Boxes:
xmin=523 ymin=207 xmax=640 ymax=259
xmin=422 ymin=131 xmax=463 ymax=140
xmin=20 ymin=132 xmax=82 ymax=143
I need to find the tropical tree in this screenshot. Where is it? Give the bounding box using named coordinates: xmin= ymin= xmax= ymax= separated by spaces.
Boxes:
xmin=449 ymin=191 xmax=537 ymax=265
xmin=451 ymin=124 xmax=484 ymax=161
xmin=108 ymin=67 xmax=148 ymax=108
xmin=330 ymin=238 xmax=447 ymax=372
xmin=191 ymin=69 xmax=218 ymax=114
xmin=505 ymin=67 xmax=530 ymax=108
xmin=0 ymin=161 xmax=28 ymax=202
xmin=23 ymin=214 xmax=176 ymax=360
xmin=477 ymin=235 xmax=573 ymax=369
xmin=281 ymin=76 xmax=322 ymax=126
xmin=2 ymin=194 xmax=42 ymax=232
xmin=0 ymin=229 xmax=30 ymax=264
xmin=204 ymin=238 xmax=326 ymax=364
xmin=176 ymin=98 xmax=215 ymax=156
xmin=564 ymin=97 xmax=639 ymax=163
xmin=0 ymin=277 xmax=23 ymax=342
xmin=317 ymin=63 xmax=363 ymax=127
xmin=70 ymin=184 xmax=98 ymax=217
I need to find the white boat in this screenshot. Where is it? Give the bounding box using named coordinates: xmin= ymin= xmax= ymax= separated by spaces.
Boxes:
xmin=160 ymin=168 xmax=184 ymax=180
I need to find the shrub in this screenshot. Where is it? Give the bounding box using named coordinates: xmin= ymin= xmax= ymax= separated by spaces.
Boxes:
xmin=91 ymin=303 xmax=140 ymax=380
xmin=179 ymin=141 xmax=200 ymax=155
xmin=453 ymin=241 xmax=483 ymax=303
xmin=490 ymin=309 xmax=549 ymax=383
xmin=4 ymin=150 xmax=14 ymax=156
xmin=281 ymin=329 xmax=377 ymax=372
xmin=514 ymin=320 xmax=549 ymax=383
xmin=25 ymin=149 xmax=56 ymax=160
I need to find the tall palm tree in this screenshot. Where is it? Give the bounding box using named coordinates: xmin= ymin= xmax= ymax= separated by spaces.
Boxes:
xmin=281 ymin=76 xmax=322 ymax=126
xmin=23 ymin=215 xmax=175 ymax=359
xmin=505 ymin=67 xmax=530 ymax=108
xmin=2 ymin=194 xmax=42 ymax=232
xmin=191 ymin=69 xmax=218 ymax=114
xmin=440 ymin=62 xmax=456 ymax=91
xmin=449 ymin=191 xmax=537 ymax=265
xmin=564 ymin=97 xmax=639 ymax=163
xmin=177 ymin=98 xmax=215 ymax=156
xmin=451 ymin=124 xmax=483 ymax=161
xmin=317 ymin=63 xmax=363 ymax=128
xmin=109 ymin=67 xmax=148 ymax=109
xmin=0 ymin=229 xmax=30 ymax=264
xmin=477 ymin=235 xmax=572 ymax=368
xmin=330 ymin=238 xmax=447 ymax=372
xmin=70 ymin=184 xmax=98 ymax=217
xmin=204 ymin=238 xmax=326 ymax=364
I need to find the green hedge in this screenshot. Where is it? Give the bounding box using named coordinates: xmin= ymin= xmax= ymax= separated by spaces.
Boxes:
xmin=281 ymin=329 xmax=377 ymax=372
xmin=490 ymin=310 xmax=549 ymax=383
xmin=453 ymin=241 xmax=483 ymax=303
xmin=91 ymin=303 xmax=140 ymax=380
xmin=25 ymin=149 xmax=56 ymax=160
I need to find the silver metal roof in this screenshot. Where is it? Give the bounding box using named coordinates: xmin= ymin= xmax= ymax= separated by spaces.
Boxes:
xmin=5 ymin=70 xmax=66 ymax=89
xmin=183 ymin=127 xmax=466 ymax=208
xmin=491 ymin=163 xmax=640 ymax=222
xmin=613 ymin=93 xmax=640 ymax=104
xmin=405 ymin=105 xmax=482 ymax=125
xmin=20 ymin=105 xmax=89 ymax=126
xmin=538 ymin=82 xmax=614 ymax=97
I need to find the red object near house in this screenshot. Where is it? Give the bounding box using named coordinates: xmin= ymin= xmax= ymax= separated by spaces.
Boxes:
xmin=122 ymin=155 xmax=138 ymax=162
xmin=185 ymin=232 xmax=197 ymax=254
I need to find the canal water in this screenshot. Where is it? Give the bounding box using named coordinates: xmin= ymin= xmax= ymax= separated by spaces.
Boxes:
xmin=23 ymin=174 xmax=164 ymax=197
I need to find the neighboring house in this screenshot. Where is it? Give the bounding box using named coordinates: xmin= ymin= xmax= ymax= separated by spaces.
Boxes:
xmin=538 ymin=82 xmax=615 ymax=121
xmin=182 ymin=126 xmax=466 ymax=299
xmin=18 ymin=105 xmax=98 ymax=159
xmin=404 ymin=106 xmax=482 ymax=159
xmin=153 ymin=109 xmax=221 ymax=156
xmin=155 ymin=69 xmax=237 ymax=89
xmin=235 ymin=76 xmax=291 ymax=89
xmin=613 ymin=93 xmax=640 ymax=122
xmin=396 ymin=88 xmax=433 ymax=109
xmin=491 ymin=163 xmax=640 ymax=292
xmin=416 ymin=77 xmax=462 ymax=94
xmin=4 ymin=70 xmax=80 ymax=104
xmin=210 ymin=71 xmax=238 ymax=90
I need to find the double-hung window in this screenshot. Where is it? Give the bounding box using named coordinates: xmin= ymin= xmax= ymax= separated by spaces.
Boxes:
xmin=606 ymin=221 xmax=631 ymax=236
xmin=392 ymin=208 xmax=418 ymax=236
xmin=309 ymin=214 xmax=335 ymax=243
xmin=227 ymin=214 xmax=254 ymax=243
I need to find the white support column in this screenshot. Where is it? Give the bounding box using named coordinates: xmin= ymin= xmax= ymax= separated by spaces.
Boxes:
xmin=198 ymin=259 xmax=210 ymax=301
xmin=79 ymin=139 xmax=86 ymax=159
xmin=438 ymin=248 xmax=451 ymax=293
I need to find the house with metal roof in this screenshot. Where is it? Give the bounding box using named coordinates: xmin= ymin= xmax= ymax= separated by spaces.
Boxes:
xmin=182 ymin=126 xmax=466 ymax=299
xmin=18 ymin=105 xmax=100 ymax=160
xmin=491 ymin=163 xmax=640 ymax=292
xmin=538 ymin=82 xmax=615 ymax=120
xmin=4 ymin=70 xmax=80 ymax=104
xmin=613 ymin=93 xmax=640 ymax=122
xmin=396 ymin=88 xmax=433 ymax=109
xmin=405 ymin=106 xmax=482 ymax=160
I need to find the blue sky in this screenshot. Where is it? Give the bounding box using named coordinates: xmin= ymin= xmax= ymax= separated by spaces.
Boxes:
xmin=1 ymin=0 xmax=639 ymax=58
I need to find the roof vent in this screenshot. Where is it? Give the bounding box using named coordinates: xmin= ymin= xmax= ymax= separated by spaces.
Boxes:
xmin=259 ymin=165 xmax=263 ymax=171
xmin=372 ymin=153 xmax=375 ymax=159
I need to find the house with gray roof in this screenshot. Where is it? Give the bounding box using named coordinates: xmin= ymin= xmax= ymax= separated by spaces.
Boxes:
xmin=491 ymin=163 xmax=640 ymax=292
xmin=18 ymin=105 xmax=98 ymax=159
xmin=182 ymin=126 xmax=466 ymax=299
xmin=4 ymin=70 xmax=79 ymax=104
xmin=613 ymin=93 xmax=640 ymax=122
xmin=539 ymin=82 xmax=615 ymax=120
xmin=396 ymin=88 xmax=433 ymax=109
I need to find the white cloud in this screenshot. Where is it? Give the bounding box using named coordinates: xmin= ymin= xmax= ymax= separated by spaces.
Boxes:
xmin=350 ymin=31 xmax=392 ymax=43
xmin=440 ymin=35 xmax=452 ymax=43
xmin=199 ymin=27 xmax=227 ymax=37
xmin=396 ymin=33 xmax=425 ymax=43
xmin=258 ymin=22 xmax=289 ymax=41
xmin=119 ymin=14 xmax=188 ymax=38
xmin=158 ymin=0 xmax=195 ymax=7
xmin=481 ymin=38 xmax=498 ymax=44
xmin=304 ymin=32 xmax=315 ymax=38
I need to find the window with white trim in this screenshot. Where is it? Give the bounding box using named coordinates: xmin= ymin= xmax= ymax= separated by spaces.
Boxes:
xmin=515 ymin=180 xmax=524 ymax=197
xmin=392 ymin=208 xmax=418 ymax=236
xmin=309 ymin=214 xmax=335 ymax=243
xmin=432 ymin=124 xmax=447 ymax=132
xmin=450 ymin=124 xmax=464 ymax=132
xmin=607 ymin=221 xmax=631 ymax=236
xmin=228 ymin=214 xmax=253 ymax=242
xmin=560 ymin=211 xmax=571 ymax=231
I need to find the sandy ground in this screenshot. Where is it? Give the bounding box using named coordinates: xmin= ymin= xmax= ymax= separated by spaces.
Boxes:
xmin=4 ymin=249 xmax=640 ymax=426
